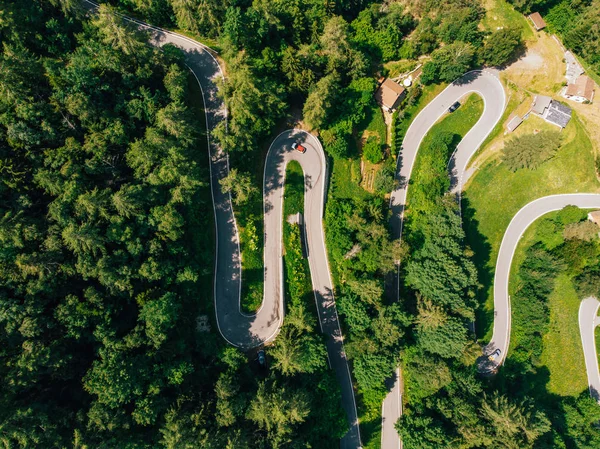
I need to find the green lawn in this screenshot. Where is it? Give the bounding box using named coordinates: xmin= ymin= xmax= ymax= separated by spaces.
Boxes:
xmin=361 ymin=104 xmax=387 ymax=144
xmin=542 ymin=273 xmax=588 ymax=396
xmin=597 ymin=326 xmax=600 ymax=365
xmin=482 ymin=0 xmax=534 ymax=41
xmin=463 ymin=114 xmax=600 ymax=341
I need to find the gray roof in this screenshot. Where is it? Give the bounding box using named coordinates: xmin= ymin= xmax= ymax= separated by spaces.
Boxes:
xmin=507 ymin=115 xmax=523 ymax=132
xmin=532 ymin=95 xmax=552 ymax=115
xmin=545 ymin=100 xmax=572 ymax=128
xmin=551 ymin=100 xmax=572 ymax=116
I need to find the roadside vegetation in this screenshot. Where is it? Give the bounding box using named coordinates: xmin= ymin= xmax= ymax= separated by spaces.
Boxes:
xmin=498 ymin=206 xmax=600 ymax=446
xmin=464 ymin=115 xmax=600 ymax=341
xmin=0 ymin=2 xmax=349 ymax=448
xmin=393 ymin=91 xmax=560 ymax=449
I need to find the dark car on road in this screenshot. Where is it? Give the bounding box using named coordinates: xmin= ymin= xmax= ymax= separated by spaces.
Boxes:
xmin=448 ymin=101 xmax=461 ymax=113
xmin=257 ymin=349 xmax=267 ymax=368
xmin=292 ymin=142 xmax=307 ymax=153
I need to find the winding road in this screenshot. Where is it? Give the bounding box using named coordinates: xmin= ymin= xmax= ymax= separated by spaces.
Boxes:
xmin=81 ymin=3 xmax=360 ymax=447
xmin=382 ymin=70 xmax=506 ymax=449
xmin=483 ymin=194 xmax=600 ymax=370
xmin=579 ymin=296 xmax=600 ymax=402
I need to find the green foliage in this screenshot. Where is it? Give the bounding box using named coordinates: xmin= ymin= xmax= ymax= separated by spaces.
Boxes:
xmin=362 ymin=136 xmax=383 ymax=163
xmin=303 ymin=73 xmax=340 ymax=130
xmin=421 ymin=42 xmax=476 ymax=84
xmin=502 ymin=130 xmax=562 ymax=171
xmin=406 ymin=201 xmax=479 ymax=318
xmin=350 ymin=3 xmax=415 ymax=62
xmin=482 ymin=27 xmax=522 ymax=67
xmin=219 ymin=168 xmax=258 ymax=205
xmin=373 ymin=161 xmax=397 ymax=194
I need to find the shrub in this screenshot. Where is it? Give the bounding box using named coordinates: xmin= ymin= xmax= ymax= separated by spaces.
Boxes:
xmin=374 ymin=163 xmax=396 ymax=194
xmin=362 ymin=136 xmax=383 ymax=163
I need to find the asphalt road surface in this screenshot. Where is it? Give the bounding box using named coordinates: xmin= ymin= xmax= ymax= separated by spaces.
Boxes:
xmin=382 ymin=70 xmax=506 ymax=449
xmin=579 ymin=297 xmax=600 ymax=402
xmin=484 ymin=194 xmax=600 ymax=370
xmin=82 ymin=3 xmax=360 ymax=447
xmin=265 ymin=131 xmax=361 ymax=449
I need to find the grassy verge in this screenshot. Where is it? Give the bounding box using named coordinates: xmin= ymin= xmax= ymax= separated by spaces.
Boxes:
xmin=232 ymin=147 xmax=269 ymax=313
xmin=283 ymin=160 xmax=311 ymax=307
xmin=463 ymin=114 xmax=600 ymax=341
xmin=405 ymin=93 xmax=484 ymax=219
xmin=507 ymin=210 xmax=591 ymax=397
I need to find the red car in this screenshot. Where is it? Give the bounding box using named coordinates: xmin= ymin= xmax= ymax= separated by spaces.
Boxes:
xmin=292 ymin=142 xmax=306 ymax=153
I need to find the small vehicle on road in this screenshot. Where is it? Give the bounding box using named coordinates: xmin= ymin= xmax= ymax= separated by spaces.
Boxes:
xmin=292 ymin=142 xmax=307 ymax=153
xmin=488 ymin=348 xmax=501 ymax=362
xmin=257 ymin=349 xmax=267 ymax=368
xmin=448 ymin=101 xmax=461 ymax=113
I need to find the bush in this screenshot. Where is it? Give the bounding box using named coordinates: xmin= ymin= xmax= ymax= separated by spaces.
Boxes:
xmin=362 ymin=136 xmax=383 ymax=163
xmin=321 ymin=120 xmax=353 ymax=159
xmin=374 ymin=163 xmax=396 ymax=194
xmin=482 ymin=28 xmax=522 ymax=67
xmin=502 ymin=131 xmax=562 ymax=171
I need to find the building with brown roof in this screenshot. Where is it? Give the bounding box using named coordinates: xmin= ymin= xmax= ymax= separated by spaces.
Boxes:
xmin=564 ymin=75 xmax=595 ymax=103
xmin=528 ymin=12 xmax=546 ymax=31
xmin=375 ymin=78 xmax=406 ymax=111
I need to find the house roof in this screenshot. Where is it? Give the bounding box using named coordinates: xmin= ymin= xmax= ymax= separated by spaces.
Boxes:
xmin=545 ymin=100 xmax=572 ymax=128
xmin=532 ymin=95 xmax=552 ymax=115
xmin=529 ymin=12 xmax=546 ymax=30
xmin=588 ymin=210 xmax=600 ymax=225
xmin=565 ymin=75 xmax=595 ymax=101
xmin=375 ymin=78 xmax=406 ymax=109
xmin=506 ymin=115 xmax=523 ymax=132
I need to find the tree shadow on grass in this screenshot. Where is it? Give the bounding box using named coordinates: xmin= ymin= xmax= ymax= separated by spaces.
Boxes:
xmin=461 ymin=195 xmax=494 ymax=340
xmin=490 ymin=361 xmax=577 ymax=448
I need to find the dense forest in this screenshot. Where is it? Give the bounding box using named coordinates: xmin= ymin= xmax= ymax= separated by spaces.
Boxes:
xmin=0 ymin=1 xmax=345 ymax=447
xmin=2 ymin=0 xmax=598 ymax=448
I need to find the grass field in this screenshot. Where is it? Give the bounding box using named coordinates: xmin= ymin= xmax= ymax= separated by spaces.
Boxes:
xmin=542 ymin=273 xmax=588 ymax=395
xmin=482 ymin=0 xmax=534 ymax=41
xmin=463 ymin=114 xmax=600 ymax=341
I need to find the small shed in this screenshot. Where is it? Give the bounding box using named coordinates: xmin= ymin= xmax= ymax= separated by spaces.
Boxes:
xmin=506 ymin=115 xmax=523 ymax=132
xmin=375 ymin=78 xmax=406 ymax=112
xmin=531 ymin=95 xmax=552 ymax=115
xmin=529 ymin=12 xmax=546 ymax=31
xmin=565 ymin=75 xmax=595 ymax=103
xmin=588 ymin=211 xmax=600 ymax=226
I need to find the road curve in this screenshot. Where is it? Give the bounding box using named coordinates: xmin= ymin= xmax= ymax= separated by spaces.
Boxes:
xmin=579 ymin=297 xmax=600 ymax=402
xmin=485 ymin=194 xmax=600 ymax=370
xmin=264 ymin=131 xmax=361 ymax=448
xmin=382 ymin=70 xmax=506 ymax=449
xmin=389 ymin=70 xmax=506 ymax=239
xmin=81 ymin=3 xmax=360 ymax=447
